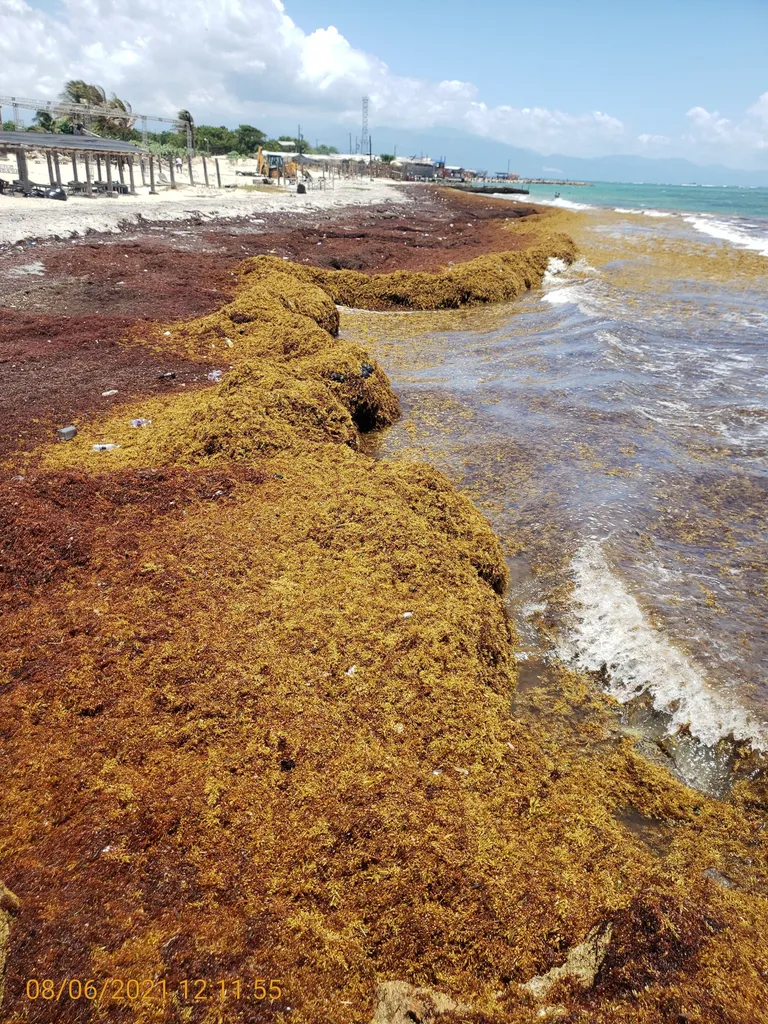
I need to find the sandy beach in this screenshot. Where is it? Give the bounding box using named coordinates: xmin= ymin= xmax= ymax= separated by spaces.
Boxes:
xmin=0 ymin=175 xmax=412 ymax=246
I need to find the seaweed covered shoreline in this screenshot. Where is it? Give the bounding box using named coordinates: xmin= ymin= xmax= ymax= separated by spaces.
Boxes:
xmin=2 ymin=194 xmax=768 ymax=1023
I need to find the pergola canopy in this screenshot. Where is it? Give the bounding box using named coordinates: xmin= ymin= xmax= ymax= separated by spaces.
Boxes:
xmin=0 ymin=131 xmax=145 ymax=155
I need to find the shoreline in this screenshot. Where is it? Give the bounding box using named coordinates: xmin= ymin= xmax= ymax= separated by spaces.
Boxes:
xmin=2 ymin=188 xmax=768 ymax=1022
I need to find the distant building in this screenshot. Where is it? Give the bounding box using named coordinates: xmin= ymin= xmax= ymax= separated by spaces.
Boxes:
xmin=438 ymin=164 xmax=465 ymax=180
xmin=393 ymin=157 xmax=435 ymax=180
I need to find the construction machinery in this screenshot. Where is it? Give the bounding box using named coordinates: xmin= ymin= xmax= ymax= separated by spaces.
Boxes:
xmin=256 ymin=147 xmax=300 ymax=182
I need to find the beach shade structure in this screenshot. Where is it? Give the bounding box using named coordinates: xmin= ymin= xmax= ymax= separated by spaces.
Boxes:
xmin=0 ymin=131 xmax=146 ymax=197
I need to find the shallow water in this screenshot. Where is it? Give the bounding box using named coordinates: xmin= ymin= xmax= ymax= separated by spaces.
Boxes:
xmin=347 ymin=207 xmax=768 ymax=769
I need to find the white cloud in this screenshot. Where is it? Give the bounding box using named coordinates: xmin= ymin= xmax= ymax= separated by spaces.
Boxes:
xmin=0 ymin=0 xmax=628 ymax=156
xmin=0 ymin=0 xmax=765 ymax=167
xmin=684 ymin=95 xmax=768 ymax=161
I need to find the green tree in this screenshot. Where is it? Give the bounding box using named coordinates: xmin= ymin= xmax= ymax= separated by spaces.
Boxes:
xmin=59 ymin=81 xmax=135 ymax=139
xmin=27 ymin=110 xmax=75 ymax=134
xmin=311 ymin=144 xmax=339 ymax=155
xmin=2 ymin=120 xmax=17 ymax=131
xmin=196 ymin=125 xmax=238 ymax=155
xmin=61 ymin=80 xmax=106 ymax=106
xmin=234 ymin=124 xmax=266 ymax=155
xmin=379 ymin=154 xmax=395 ymax=163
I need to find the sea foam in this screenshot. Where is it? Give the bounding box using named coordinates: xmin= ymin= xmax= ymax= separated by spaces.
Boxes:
xmin=684 ymin=214 xmax=768 ymax=257
xmin=557 ymin=541 xmax=766 ymax=751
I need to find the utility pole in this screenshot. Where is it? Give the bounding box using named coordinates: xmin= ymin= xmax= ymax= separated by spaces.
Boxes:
xmin=361 ymin=95 xmax=369 ymax=156
xmin=349 ymin=132 xmax=352 ymax=154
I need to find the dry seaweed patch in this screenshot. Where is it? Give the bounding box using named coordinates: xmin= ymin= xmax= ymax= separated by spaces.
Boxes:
xmin=3 ymin=233 xmax=768 ymax=1023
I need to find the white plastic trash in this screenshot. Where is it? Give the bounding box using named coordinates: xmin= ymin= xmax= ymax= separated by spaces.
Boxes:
xmin=93 ymin=443 xmax=120 ymax=452
xmin=130 ymin=418 xmax=152 ymax=428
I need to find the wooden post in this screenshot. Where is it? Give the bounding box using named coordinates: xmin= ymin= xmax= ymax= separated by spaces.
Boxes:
xmin=46 ymin=152 xmax=55 ymax=185
xmin=127 ymin=156 xmax=136 ymax=195
xmin=168 ymin=157 xmax=176 ymax=188
xmin=84 ymin=153 xmax=93 ymax=195
xmin=117 ymin=156 xmax=125 ymax=187
xmin=105 ymin=155 xmax=113 ymax=195
xmin=187 ymin=154 xmax=194 ymax=185
xmin=202 ymin=155 xmax=209 ymax=186
xmin=139 ymin=158 xmax=146 ymax=187
xmin=53 ymin=151 xmax=62 ymax=186
xmin=96 ymin=155 xmax=102 ymax=182
xmin=149 ymin=155 xmax=157 ymax=194
xmin=15 ymin=149 xmax=28 ymax=185
xmin=71 ymin=153 xmax=79 ymax=182
xmin=215 ymin=158 xmax=222 ymax=188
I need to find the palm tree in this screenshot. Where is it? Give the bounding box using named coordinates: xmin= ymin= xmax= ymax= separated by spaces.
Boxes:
xmin=60 ymin=80 xmax=106 ymax=107
xmin=29 ymin=110 xmax=57 ymax=132
xmin=58 ymin=81 xmax=135 ymax=138
xmin=93 ymin=95 xmax=135 ymax=139
xmin=177 ymin=109 xmax=195 ymax=149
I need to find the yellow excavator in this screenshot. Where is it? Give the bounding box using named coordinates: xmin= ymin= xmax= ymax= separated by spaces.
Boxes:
xmin=256 ymin=146 xmax=299 ymax=182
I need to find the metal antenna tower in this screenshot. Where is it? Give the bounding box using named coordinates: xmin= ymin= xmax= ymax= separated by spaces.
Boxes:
xmin=361 ymin=96 xmax=369 ymax=157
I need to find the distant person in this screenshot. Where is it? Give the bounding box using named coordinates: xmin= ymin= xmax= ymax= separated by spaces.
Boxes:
xmin=175 ymin=156 xmax=183 ymax=173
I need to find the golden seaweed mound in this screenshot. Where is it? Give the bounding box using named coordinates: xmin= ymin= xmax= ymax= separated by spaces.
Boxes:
xmin=3 ymin=232 xmax=767 ymax=1024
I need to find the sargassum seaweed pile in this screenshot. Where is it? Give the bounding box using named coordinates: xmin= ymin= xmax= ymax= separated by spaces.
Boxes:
xmin=2 ymin=229 xmax=768 ymax=1024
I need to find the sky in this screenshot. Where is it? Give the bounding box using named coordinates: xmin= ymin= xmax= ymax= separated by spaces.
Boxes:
xmin=1 ymin=0 xmax=767 ymax=169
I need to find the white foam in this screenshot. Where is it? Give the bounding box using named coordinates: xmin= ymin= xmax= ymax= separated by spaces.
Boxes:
xmin=613 ymin=207 xmax=672 ymax=218
xmin=542 ymin=256 xmax=570 ymax=286
xmin=542 ymin=283 xmax=590 ymax=307
xmin=557 ymin=541 xmax=766 ymax=750
xmin=684 ymin=214 xmax=768 ymax=257
xmin=495 ymin=193 xmax=595 ymax=211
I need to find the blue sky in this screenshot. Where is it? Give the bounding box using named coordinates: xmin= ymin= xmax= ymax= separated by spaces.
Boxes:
xmin=285 ymin=0 xmax=768 ymax=135
xmin=2 ymin=0 xmax=767 ymax=168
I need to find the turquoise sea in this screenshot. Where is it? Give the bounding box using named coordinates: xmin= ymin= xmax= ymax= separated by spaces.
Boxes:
xmin=508 ymin=181 xmax=768 ymax=255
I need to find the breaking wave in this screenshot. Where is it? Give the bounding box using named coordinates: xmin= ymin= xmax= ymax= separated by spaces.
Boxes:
xmin=557 ymin=542 xmax=767 ymax=751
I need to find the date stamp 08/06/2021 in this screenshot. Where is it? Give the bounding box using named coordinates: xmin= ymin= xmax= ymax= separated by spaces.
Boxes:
xmin=23 ymin=977 xmax=284 ymax=1006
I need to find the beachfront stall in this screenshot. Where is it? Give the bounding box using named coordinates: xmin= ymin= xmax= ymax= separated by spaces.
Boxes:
xmin=0 ymin=131 xmax=146 ymax=197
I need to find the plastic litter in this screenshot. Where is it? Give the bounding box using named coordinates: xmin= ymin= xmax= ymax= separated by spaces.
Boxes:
xmin=402 ymin=612 xmax=414 ymax=619
xmin=93 ymin=443 xmax=120 ymax=452
xmin=102 ymin=389 xmax=118 ymax=397
xmin=130 ymin=418 xmax=152 ymax=428
xmin=207 ymin=370 xmax=223 ymax=382
xmin=57 ymin=426 xmax=77 ymax=442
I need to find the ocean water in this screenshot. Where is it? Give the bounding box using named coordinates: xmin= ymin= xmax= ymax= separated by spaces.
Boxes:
xmin=348 ymin=189 xmax=768 ymax=789
xmin=506 ymin=181 xmax=768 ymax=257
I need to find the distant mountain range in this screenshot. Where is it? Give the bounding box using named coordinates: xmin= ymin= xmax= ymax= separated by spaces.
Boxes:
xmin=255 ymin=115 xmax=768 ymax=187
xmin=371 ymin=126 xmax=768 ymax=188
